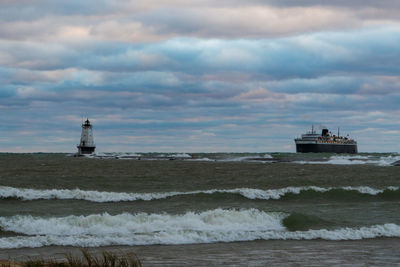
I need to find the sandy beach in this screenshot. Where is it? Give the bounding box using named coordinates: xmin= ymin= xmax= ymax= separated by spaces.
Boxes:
xmin=2 ymin=238 xmax=400 ymax=266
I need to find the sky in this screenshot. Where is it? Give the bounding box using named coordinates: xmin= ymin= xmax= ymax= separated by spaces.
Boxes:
xmin=1 ymin=0 xmax=400 ymax=153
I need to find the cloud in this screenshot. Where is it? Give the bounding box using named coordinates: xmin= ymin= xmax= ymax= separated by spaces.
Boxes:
xmin=138 ymin=6 xmax=362 ymax=38
xmin=0 ymin=2 xmax=400 ymax=152
xmin=264 ymin=0 xmax=400 ymax=9
xmin=1 ymin=26 xmax=399 ymax=85
xmin=2 ymin=1 xmax=400 ymax=43
xmin=233 ymin=88 xmax=290 ymax=103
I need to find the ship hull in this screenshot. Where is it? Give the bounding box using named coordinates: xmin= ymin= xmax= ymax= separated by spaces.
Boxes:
xmin=296 ymin=143 xmax=357 ymax=154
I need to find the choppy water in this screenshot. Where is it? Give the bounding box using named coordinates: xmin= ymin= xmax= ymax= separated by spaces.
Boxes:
xmin=1 ymin=152 xmax=400 ymax=265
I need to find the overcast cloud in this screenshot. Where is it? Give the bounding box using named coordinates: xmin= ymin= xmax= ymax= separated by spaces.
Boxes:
xmin=0 ymin=1 xmax=399 ymax=152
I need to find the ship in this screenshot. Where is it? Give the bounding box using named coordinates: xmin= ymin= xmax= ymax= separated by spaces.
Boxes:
xmin=295 ymin=126 xmax=357 ymax=153
xmin=77 ymin=118 xmax=96 ymax=155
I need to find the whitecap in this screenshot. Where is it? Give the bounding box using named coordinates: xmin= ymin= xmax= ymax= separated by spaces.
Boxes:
xmin=294 ymin=155 xmax=400 ymax=166
xmin=1 ymin=210 xmax=399 ymax=248
xmin=0 ymin=186 xmax=398 ymax=202
xmin=170 ymin=153 xmax=192 ymax=158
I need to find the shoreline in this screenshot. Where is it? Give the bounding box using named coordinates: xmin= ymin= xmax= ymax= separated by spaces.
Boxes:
xmin=2 ymin=238 xmax=400 ymax=266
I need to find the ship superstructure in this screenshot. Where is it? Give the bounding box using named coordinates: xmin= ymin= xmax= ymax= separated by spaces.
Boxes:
xmin=77 ymin=119 xmax=96 ymax=155
xmin=295 ymin=126 xmax=357 ymax=153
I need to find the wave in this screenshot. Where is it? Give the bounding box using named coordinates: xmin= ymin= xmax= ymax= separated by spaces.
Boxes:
xmin=1 ymin=186 xmax=399 ymax=203
xmin=220 ymin=155 xmax=274 ymax=162
xmin=86 ymin=152 xmax=142 ymax=159
xmin=86 ymin=152 xmax=192 ymax=160
xmin=295 ymin=155 xmax=400 ymax=166
xmin=187 ymin=157 xmax=214 ymax=161
xmin=1 ymin=209 xmax=400 ymax=249
xmin=82 ymin=152 xmax=276 ymax=162
xmin=74 ymin=152 xmax=400 ymax=165
xmin=169 ymin=153 xmax=191 ymax=158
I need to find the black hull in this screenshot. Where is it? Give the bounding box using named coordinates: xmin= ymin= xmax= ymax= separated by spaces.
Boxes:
xmin=296 ymin=143 xmax=357 ymax=154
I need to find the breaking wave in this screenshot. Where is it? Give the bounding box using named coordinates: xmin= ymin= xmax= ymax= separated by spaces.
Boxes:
xmin=87 ymin=152 xmax=141 ymax=159
xmin=219 ymin=154 xmax=275 ymax=162
xmin=83 ymin=152 xmax=276 ymax=162
xmin=1 ymin=186 xmax=399 ymax=202
xmin=169 ymin=153 xmax=191 ymax=158
xmin=77 ymin=152 xmax=400 ymax=166
xmin=295 ymin=155 xmax=400 ymax=166
xmin=187 ymin=157 xmax=214 ymax=161
xmin=1 ymin=209 xmax=400 ymax=249
xmin=85 ymin=152 xmax=193 ymax=160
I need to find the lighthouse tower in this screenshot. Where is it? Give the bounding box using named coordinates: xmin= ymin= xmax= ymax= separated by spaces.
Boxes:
xmin=77 ymin=118 xmax=96 ymax=155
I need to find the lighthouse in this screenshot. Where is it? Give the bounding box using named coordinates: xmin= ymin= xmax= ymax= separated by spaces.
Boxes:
xmin=77 ymin=118 xmax=96 ymax=155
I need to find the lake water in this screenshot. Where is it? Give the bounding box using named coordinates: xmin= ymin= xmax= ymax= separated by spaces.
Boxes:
xmin=1 ymin=152 xmax=400 ymax=265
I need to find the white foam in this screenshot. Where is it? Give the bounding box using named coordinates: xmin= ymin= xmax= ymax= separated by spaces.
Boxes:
xmin=327 ymin=156 xmax=368 ymax=165
xmin=84 ymin=152 xmax=142 ymax=159
xmin=170 ymin=153 xmax=192 ymax=158
xmin=225 ymin=186 xmax=397 ymax=199
xmin=221 ymin=156 xmax=249 ymax=162
xmin=1 ymin=210 xmax=400 ymax=248
xmin=295 ymin=155 xmax=400 ymax=166
xmin=0 ymin=186 xmax=185 ymax=202
xmin=375 ymin=155 xmax=400 ymax=166
xmin=0 ymin=209 xmax=285 ymax=248
xmin=187 ymin=158 xmax=214 ymax=161
xmin=0 ymin=186 xmax=397 ymax=202
xmin=221 ymin=155 xmax=268 ymax=162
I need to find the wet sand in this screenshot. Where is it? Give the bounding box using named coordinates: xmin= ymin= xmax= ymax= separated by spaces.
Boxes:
xmin=1 ymin=238 xmax=400 ymax=266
